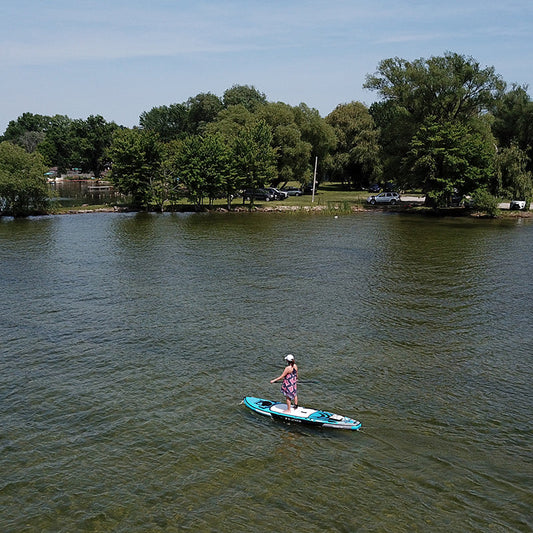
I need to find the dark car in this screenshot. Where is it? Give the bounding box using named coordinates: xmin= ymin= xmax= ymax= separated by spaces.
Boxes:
xmin=368 ymin=183 xmax=381 ymax=193
xmin=281 ymin=186 xmax=303 ymax=196
xmin=383 ymin=182 xmax=399 ymax=192
xmin=303 ymin=183 xmax=319 ymax=195
xmin=265 ymin=187 xmax=288 ymax=200
xmin=243 ymin=188 xmax=275 ymax=201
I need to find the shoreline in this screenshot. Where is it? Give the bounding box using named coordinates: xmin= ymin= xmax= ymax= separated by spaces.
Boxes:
xmin=2 ymin=201 xmax=531 ymax=219
xmin=47 ymin=203 xmax=533 ymax=219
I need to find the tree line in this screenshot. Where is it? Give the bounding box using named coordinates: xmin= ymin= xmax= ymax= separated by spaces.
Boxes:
xmin=1 ymin=51 xmax=532 ymax=216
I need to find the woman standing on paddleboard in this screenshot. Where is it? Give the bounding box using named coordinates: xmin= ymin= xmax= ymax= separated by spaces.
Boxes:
xmin=270 ymin=354 xmax=298 ymax=412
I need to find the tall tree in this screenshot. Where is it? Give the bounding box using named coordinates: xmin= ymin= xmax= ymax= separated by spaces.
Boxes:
xmin=258 ymin=102 xmax=312 ymax=186
xmin=70 ymin=115 xmax=118 ymax=178
xmin=37 ymin=115 xmax=75 ymax=174
xmin=364 ymin=52 xmax=505 ymax=203
xmin=108 ymin=129 xmax=163 ymax=208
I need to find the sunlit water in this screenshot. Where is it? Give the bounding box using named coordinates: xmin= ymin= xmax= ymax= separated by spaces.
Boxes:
xmin=1 ymin=211 xmax=532 ymax=532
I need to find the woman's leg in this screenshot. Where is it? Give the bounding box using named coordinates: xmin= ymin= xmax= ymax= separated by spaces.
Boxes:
xmin=285 ymin=397 xmax=291 ymax=412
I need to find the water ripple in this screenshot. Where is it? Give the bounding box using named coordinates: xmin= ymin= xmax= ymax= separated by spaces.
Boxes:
xmin=0 ymin=213 xmax=532 ymax=531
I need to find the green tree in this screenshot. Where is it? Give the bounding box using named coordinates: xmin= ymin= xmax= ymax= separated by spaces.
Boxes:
xmin=70 ymin=115 xmax=118 ymax=178
xmin=37 ymin=115 xmax=75 ymax=174
xmin=172 ymin=133 xmax=236 ymax=209
xmin=206 ymin=105 xmax=257 ymax=138
xmin=233 ymin=121 xmax=277 ymax=205
xmin=364 ymin=52 xmax=504 ymax=122
xmin=491 ymin=85 xmax=533 ymax=173
xmin=325 ymin=102 xmax=381 ymax=188
xmin=108 ymin=129 xmax=163 ymax=208
xmin=293 ymin=103 xmax=337 ymax=173
xmin=258 ymin=102 xmax=312 ymax=186
xmin=494 ymin=143 xmax=532 ymax=202
xmin=223 ymin=85 xmax=267 ymax=112
xmin=403 ymin=117 xmax=494 ymax=207
xmin=151 ymin=145 xmax=182 ymax=212
xmin=0 ymin=141 xmax=49 ymax=216
xmin=1 ymin=112 xmax=51 ymax=144
xmin=139 ymin=103 xmax=188 ymax=142
xmin=364 ymin=52 xmax=505 ymax=195
xmin=370 ymin=100 xmax=414 ymax=184
xmin=186 ymin=92 xmax=224 ymax=134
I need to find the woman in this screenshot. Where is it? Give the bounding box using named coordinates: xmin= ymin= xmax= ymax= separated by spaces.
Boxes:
xmin=270 ymin=354 xmax=298 ymax=412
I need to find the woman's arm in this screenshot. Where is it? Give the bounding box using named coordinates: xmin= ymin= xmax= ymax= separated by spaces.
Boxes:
xmin=270 ymin=366 xmax=290 ymax=383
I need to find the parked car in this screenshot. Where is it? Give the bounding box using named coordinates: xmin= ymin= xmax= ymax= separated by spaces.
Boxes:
xmin=265 ymin=187 xmax=288 ymax=200
xmin=243 ymin=188 xmax=275 ymax=201
xmin=510 ymin=200 xmax=526 ymax=210
xmin=367 ymin=192 xmax=401 ymax=205
xmin=383 ymin=182 xmax=399 ymax=192
xmin=303 ymin=183 xmax=319 ymax=194
xmin=281 ymin=186 xmax=303 ymax=196
xmin=368 ymin=183 xmax=381 ymax=193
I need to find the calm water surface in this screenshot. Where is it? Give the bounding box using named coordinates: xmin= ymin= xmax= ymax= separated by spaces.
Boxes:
xmin=1 ymin=211 xmax=532 ymax=532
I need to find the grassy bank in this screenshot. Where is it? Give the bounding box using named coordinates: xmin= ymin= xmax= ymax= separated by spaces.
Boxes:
xmin=48 ymin=182 xmax=530 ymax=218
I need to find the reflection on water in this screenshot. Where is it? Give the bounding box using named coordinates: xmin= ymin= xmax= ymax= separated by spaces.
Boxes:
xmin=49 ymin=180 xmax=125 ymax=206
xmin=0 ymin=212 xmax=532 ymax=532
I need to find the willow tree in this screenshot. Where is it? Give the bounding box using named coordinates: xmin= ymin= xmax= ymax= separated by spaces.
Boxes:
xmin=364 ymin=52 xmax=504 ymax=123
xmin=365 ymin=52 xmax=505 ymax=201
xmin=325 ymin=102 xmax=381 ymax=189
xmin=257 ymin=102 xmax=312 ymax=187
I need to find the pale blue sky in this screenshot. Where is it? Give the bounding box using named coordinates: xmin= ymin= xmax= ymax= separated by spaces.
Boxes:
xmin=1 ymin=0 xmax=532 ymax=133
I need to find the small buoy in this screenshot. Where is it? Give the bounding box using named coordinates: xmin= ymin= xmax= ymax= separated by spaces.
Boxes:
xmin=334 ymin=215 xmax=338 ymax=219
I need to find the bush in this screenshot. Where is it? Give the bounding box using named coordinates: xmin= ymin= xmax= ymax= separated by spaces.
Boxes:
xmin=470 ymin=188 xmax=500 ymax=217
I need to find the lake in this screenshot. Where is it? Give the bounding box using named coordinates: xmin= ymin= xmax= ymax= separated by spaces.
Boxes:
xmin=1 ymin=211 xmax=532 ymax=532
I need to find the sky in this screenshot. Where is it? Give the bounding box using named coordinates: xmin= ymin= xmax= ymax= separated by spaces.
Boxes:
xmin=1 ymin=0 xmax=532 ymax=133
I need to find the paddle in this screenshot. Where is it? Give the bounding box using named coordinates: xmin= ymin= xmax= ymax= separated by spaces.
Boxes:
xmin=271 ymin=379 xmax=319 ymax=384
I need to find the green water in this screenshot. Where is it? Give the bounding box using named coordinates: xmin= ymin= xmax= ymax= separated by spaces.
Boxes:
xmin=1 ymin=211 xmax=532 ymax=532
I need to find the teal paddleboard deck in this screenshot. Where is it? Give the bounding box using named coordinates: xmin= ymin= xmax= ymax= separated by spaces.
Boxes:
xmin=243 ymin=396 xmax=361 ymax=430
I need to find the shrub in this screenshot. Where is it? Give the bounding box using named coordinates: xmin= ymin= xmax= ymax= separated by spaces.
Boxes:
xmin=470 ymin=188 xmax=500 ymax=217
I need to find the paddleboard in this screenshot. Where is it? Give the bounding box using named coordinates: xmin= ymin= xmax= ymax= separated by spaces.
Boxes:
xmin=243 ymin=396 xmax=361 ymax=430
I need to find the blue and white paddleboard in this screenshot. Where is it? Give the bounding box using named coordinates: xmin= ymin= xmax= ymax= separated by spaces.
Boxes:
xmin=243 ymin=396 xmax=361 ymax=430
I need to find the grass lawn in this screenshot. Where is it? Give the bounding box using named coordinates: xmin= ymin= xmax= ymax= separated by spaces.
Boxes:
xmin=51 ymin=181 xmax=426 ymax=213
